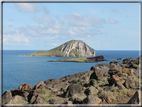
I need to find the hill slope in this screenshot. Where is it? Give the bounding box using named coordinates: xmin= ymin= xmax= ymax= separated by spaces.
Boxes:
xmin=27 ymin=40 xmax=95 ymax=57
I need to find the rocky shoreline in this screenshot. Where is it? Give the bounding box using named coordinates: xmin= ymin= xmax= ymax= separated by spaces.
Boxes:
xmin=1 ymin=56 xmax=142 ymax=106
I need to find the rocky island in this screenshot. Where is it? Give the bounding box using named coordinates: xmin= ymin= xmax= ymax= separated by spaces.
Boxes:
xmin=49 ymin=55 xmax=107 ymax=63
xmin=27 ymin=40 xmax=95 ymax=57
xmin=1 ymin=55 xmax=142 ymax=106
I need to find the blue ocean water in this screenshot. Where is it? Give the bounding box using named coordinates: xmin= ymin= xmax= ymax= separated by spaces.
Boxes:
xmin=2 ymin=50 xmax=139 ymax=94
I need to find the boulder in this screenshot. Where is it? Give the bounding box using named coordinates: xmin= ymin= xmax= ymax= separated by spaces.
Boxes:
xmin=122 ymin=68 xmax=135 ymax=75
xmin=23 ymin=92 xmax=29 ymax=101
xmin=33 ymin=81 xmax=45 ymax=90
xmin=127 ymin=90 xmax=141 ymax=104
xmin=90 ymin=68 xmax=103 ymax=80
xmin=90 ymin=79 xmax=97 ymax=86
xmin=87 ymin=95 xmax=102 ymax=104
xmin=123 ymin=58 xmax=139 ymax=65
xmin=105 ymin=97 xmax=112 ymax=103
xmin=85 ymin=86 xmax=98 ymax=96
xmin=52 ymin=82 xmax=68 ymax=91
xmin=112 ymin=75 xmax=125 ymax=89
xmin=2 ymin=90 xmax=12 ymax=105
xmin=11 ymin=88 xmax=23 ymax=96
xmin=90 ymin=64 xmax=109 ymax=76
xmin=44 ymin=79 xmax=59 ymax=85
xmin=73 ymin=98 xmax=83 ymax=104
xmin=18 ymin=83 xmax=32 ymax=92
xmin=65 ymin=84 xmax=82 ymax=98
xmin=124 ymin=76 xmax=138 ymax=89
xmin=6 ymin=95 xmax=25 ymax=104
xmin=33 ymin=95 xmax=47 ymax=104
xmin=108 ymin=63 xmax=121 ymax=76
xmin=49 ymin=99 xmax=58 ymax=104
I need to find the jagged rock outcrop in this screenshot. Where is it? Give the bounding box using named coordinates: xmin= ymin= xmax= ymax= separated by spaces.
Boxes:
xmin=27 ymin=40 xmax=95 ymax=57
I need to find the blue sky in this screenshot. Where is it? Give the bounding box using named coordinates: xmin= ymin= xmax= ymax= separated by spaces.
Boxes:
xmin=3 ymin=3 xmax=140 ymax=50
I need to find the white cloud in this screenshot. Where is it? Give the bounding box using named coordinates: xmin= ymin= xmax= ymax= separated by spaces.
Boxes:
xmin=87 ymin=35 xmax=91 ymax=37
xmin=41 ymin=28 xmax=59 ymax=34
xmin=3 ymin=31 xmax=29 ymax=45
xmin=65 ymin=12 xmax=106 ymax=27
xmin=14 ymin=3 xmax=37 ymax=13
xmin=109 ymin=18 xmax=118 ymax=24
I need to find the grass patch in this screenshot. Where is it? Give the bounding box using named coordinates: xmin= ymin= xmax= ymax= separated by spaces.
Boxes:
xmin=58 ymin=57 xmax=87 ymax=62
xmin=14 ymin=100 xmax=29 ymax=104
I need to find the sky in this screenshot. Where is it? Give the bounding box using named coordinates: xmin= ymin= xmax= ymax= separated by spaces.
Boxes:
xmin=3 ymin=2 xmax=140 ymax=50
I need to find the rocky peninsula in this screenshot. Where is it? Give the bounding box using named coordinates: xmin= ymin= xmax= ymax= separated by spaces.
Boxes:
xmin=27 ymin=40 xmax=95 ymax=57
xmin=1 ymin=56 xmax=142 ymax=106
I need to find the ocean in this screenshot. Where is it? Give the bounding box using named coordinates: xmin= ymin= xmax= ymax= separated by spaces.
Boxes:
xmin=2 ymin=50 xmax=140 ymax=95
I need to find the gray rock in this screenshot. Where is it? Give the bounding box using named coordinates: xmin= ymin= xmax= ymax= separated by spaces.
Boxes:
xmin=2 ymin=90 xmax=12 ymax=105
xmin=65 ymin=84 xmax=82 ymax=97
xmin=6 ymin=95 xmax=25 ymax=104
xmin=90 ymin=68 xmax=103 ymax=80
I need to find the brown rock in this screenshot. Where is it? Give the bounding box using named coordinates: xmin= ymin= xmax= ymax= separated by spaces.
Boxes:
xmin=108 ymin=63 xmax=121 ymax=76
xmin=106 ymin=97 xmax=112 ymax=103
xmin=122 ymin=68 xmax=135 ymax=75
xmin=112 ymin=75 xmax=125 ymax=89
xmin=65 ymin=101 xmax=73 ymax=104
xmin=2 ymin=90 xmax=12 ymax=105
xmin=90 ymin=79 xmax=97 ymax=86
xmin=90 ymin=68 xmax=103 ymax=80
xmin=11 ymin=88 xmax=23 ymax=96
xmin=6 ymin=95 xmax=25 ymax=104
xmin=73 ymin=98 xmax=82 ymax=104
xmin=18 ymin=83 xmax=32 ymax=92
xmin=44 ymin=79 xmax=59 ymax=85
xmin=87 ymin=95 xmax=102 ymax=104
xmin=33 ymin=81 xmax=45 ymax=90
xmin=127 ymin=90 xmax=141 ymax=104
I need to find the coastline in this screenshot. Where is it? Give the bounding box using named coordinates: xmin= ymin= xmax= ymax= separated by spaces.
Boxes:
xmin=1 ymin=55 xmax=142 ymax=105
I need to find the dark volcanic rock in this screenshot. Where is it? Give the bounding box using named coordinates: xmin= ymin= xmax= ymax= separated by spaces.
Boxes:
xmin=65 ymin=84 xmax=82 ymax=97
xmin=90 ymin=68 xmax=103 ymax=80
xmin=127 ymin=90 xmax=141 ymax=104
xmin=86 ymin=55 xmax=107 ymax=62
xmin=49 ymin=99 xmax=58 ymax=104
xmin=90 ymin=64 xmax=109 ymax=76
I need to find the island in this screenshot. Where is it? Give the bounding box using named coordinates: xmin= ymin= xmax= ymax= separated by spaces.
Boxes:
xmin=48 ymin=55 xmax=107 ymax=63
xmin=27 ymin=40 xmax=95 ymax=57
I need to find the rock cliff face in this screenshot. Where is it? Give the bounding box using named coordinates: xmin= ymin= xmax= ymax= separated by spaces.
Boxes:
xmin=27 ymin=40 xmax=95 ymax=57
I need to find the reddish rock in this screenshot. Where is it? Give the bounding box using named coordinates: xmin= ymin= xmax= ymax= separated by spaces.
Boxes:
xmin=122 ymin=68 xmax=135 ymax=75
xmin=112 ymin=75 xmax=125 ymax=89
xmin=18 ymin=83 xmax=32 ymax=92
xmin=106 ymin=97 xmax=112 ymax=103
xmin=33 ymin=81 xmax=45 ymax=90
xmin=11 ymin=88 xmax=23 ymax=96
